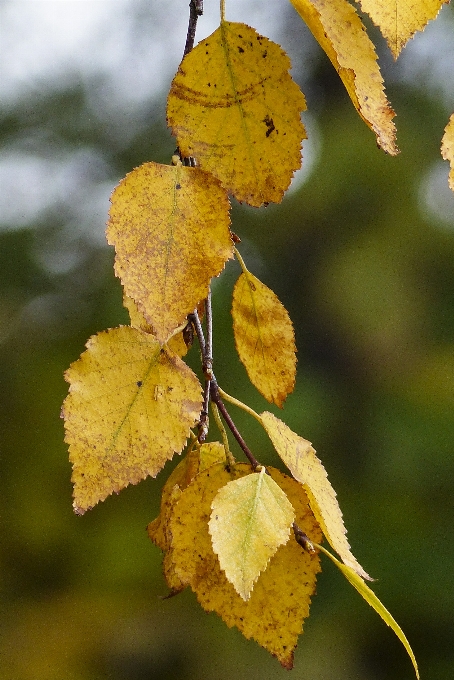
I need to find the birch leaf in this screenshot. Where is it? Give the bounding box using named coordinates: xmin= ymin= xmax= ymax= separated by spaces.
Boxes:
xmin=167 ymin=21 xmax=307 ymax=207
xmin=62 ymin=326 xmax=203 ymax=514
xmin=166 ymin=463 xmax=322 ymax=668
xmin=441 ymin=112 xmax=454 ymax=192
xmin=232 ymin=269 xmax=296 ymax=407
xmin=261 ymin=412 xmax=371 ymax=580
xmin=209 ymin=467 xmax=295 ymax=600
xmin=123 ymin=294 xmax=189 ymax=357
xmin=148 ymin=442 xmax=226 ymax=551
xmin=107 ymin=162 xmax=233 ymax=343
xmin=290 ymin=0 xmax=398 ymax=154
xmin=317 ymin=543 xmax=420 ymax=679
xmin=357 ymin=0 xmax=447 ymax=59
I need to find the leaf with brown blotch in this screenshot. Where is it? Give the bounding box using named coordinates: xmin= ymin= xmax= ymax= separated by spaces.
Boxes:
xmin=167 ymin=21 xmax=307 ymax=207
xmin=62 ymin=326 xmax=203 ymax=514
xmin=356 ymin=0 xmax=447 ymax=59
xmin=166 ymin=463 xmax=322 ymax=669
xmin=441 ymin=113 xmax=454 ymax=192
xmin=107 ymin=162 xmax=233 ymax=344
xmin=261 ymin=412 xmax=372 ymax=581
xmin=148 ymin=441 xmax=226 ymax=551
xmin=290 ymin=0 xmax=398 ymax=155
xmin=209 ymin=467 xmax=295 ymax=600
xmin=232 ymin=269 xmax=296 ymax=407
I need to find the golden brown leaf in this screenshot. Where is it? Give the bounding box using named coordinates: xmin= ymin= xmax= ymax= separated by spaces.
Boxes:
xmin=232 ymin=269 xmax=296 ymax=407
xmin=261 ymin=412 xmax=371 ymax=580
xmin=62 ymin=326 xmax=203 ymax=514
xmin=441 ymin=112 xmax=454 ymax=192
xmin=357 ymin=0 xmax=447 ymax=59
xmin=290 ymin=0 xmax=398 ymax=154
xmin=166 ymin=463 xmax=322 ymax=668
xmin=107 ymin=162 xmax=233 ymax=343
xmin=148 ymin=441 xmax=226 ymax=551
xmin=123 ymin=294 xmax=189 ymax=357
xmin=167 ymin=21 xmax=307 ymax=207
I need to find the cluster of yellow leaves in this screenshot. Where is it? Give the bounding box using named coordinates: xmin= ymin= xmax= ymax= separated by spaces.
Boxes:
xmin=61 ymin=4 xmax=438 ymax=674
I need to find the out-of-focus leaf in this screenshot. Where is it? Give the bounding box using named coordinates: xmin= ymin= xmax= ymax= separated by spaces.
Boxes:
xmin=441 ymin=112 xmax=454 ymax=192
xmin=209 ymin=466 xmax=295 ymax=600
xmin=316 ymin=543 xmax=420 ymax=679
xmin=261 ymin=412 xmax=371 ymax=580
xmin=107 ymin=162 xmax=233 ymax=343
xmin=167 ymin=21 xmax=307 ymax=207
xmin=62 ymin=326 xmax=202 ymax=514
xmin=290 ymin=0 xmax=398 ymax=154
xmin=166 ymin=463 xmax=322 ymax=668
xmin=232 ymin=268 xmax=296 ymax=407
xmin=356 ymin=0 xmax=447 ymax=59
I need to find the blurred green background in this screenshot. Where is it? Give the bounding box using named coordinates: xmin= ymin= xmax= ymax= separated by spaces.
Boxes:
xmin=1 ymin=1 xmax=453 ymax=678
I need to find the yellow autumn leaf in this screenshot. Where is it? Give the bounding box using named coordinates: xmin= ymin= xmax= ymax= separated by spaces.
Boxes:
xmin=167 ymin=21 xmax=307 ymax=207
xmin=357 ymin=0 xmax=447 ymax=59
xmin=441 ymin=112 xmax=454 ymax=192
xmin=123 ymin=294 xmax=189 ymax=357
xmin=232 ymin=262 xmax=296 ymax=407
xmin=166 ymin=463 xmax=322 ymax=668
xmin=209 ymin=466 xmax=295 ymax=600
xmin=317 ymin=543 xmax=420 ymax=679
xmin=62 ymin=326 xmax=203 ymax=514
xmin=290 ymin=0 xmax=398 ymax=155
xmin=261 ymin=412 xmax=371 ymax=580
xmin=107 ymin=162 xmax=233 ymax=344
xmin=148 ymin=441 xmax=226 ymax=551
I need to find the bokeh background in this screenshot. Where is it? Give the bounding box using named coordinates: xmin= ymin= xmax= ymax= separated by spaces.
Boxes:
xmin=1 ymin=1 xmax=454 ymax=678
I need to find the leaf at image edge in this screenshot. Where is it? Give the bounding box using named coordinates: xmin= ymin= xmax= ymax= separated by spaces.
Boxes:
xmin=317 ymin=543 xmax=420 ymax=680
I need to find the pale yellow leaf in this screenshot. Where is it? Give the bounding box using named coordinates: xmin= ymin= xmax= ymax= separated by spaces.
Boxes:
xmin=107 ymin=162 xmax=233 ymax=343
xmin=317 ymin=543 xmax=420 ymax=679
xmin=166 ymin=463 xmax=322 ymax=668
xmin=441 ymin=112 xmax=454 ymax=192
xmin=167 ymin=21 xmax=307 ymax=206
xmin=209 ymin=467 xmax=295 ymax=600
xmin=232 ymin=269 xmax=296 ymax=407
xmin=261 ymin=412 xmax=371 ymax=580
xmin=290 ymin=0 xmax=398 ymax=154
xmin=357 ymin=0 xmax=447 ymax=58
xmin=62 ymin=326 xmax=203 ymax=514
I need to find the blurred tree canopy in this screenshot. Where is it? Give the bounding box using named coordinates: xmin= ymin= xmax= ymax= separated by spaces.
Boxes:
xmin=1 ymin=1 xmax=453 ymax=678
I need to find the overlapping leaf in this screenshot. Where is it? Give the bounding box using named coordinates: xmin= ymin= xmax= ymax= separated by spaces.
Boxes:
xmin=107 ymin=162 xmax=233 ymax=343
xmin=167 ymin=21 xmax=307 ymax=207
xmin=290 ymin=0 xmax=398 ymax=154
xmin=261 ymin=412 xmax=371 ymax=580
xmin=317 ymin=544 xmax=420 ymax=679
xmin=357 ymin=0 xmax=447 ymax=58
xmin=232 ymin=268 xmax=296 ymax=407
xmin=62 ymin=326 xmax=203 ymax=514
xmin=209 ymin=466 xmax=295 ymax=600
xmin=123 ymin=294 xmax=189 ymax=357
xmin=164 ymin=463 xmax=322 ymax=668
xmin=441 ymin=112 xmax=454 ymax=192
xmin=148 ymin=441 xmax=226 ymax=551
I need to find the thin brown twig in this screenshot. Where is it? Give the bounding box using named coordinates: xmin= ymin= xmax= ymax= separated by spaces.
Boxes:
xmin=184 ymin=0 xmax=203 ymax=58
